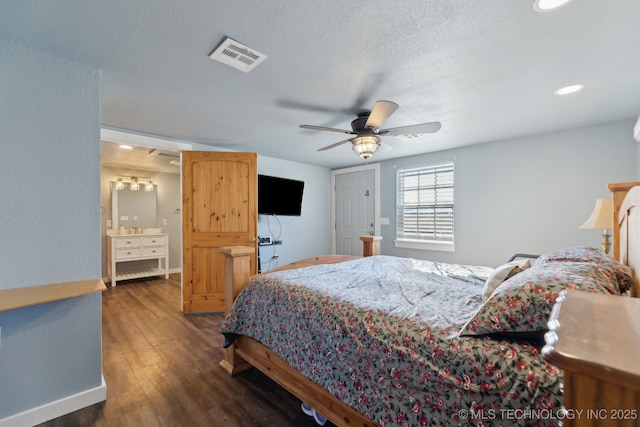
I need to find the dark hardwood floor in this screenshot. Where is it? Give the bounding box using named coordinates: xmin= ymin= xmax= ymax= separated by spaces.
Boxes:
xmin=39 ymin=274 xmax=333 ymax=427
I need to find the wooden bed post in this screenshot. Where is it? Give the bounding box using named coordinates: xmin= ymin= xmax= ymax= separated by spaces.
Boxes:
xmin=608 ymin=181 xmax=640 ymax=261
xmin=360 ymin=235 xmax=382 ymax=257
xmin=219 ymin=245 xmax=255 ymax=375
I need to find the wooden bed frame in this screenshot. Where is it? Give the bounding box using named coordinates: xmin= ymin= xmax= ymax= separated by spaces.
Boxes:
xmin=219 ymin=183 xmax=640 ymax=427
xmin=219 ymin=236 xmax=381 ymax=427
xmin=608 ymin=181 xmax=640 ymax=296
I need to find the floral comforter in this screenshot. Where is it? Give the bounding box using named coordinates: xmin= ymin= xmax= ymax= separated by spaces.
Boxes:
xmin=220 ymin=256 xmax=563 ymax=427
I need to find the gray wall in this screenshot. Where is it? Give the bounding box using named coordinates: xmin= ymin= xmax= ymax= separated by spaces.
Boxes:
xmin=377 ymin=118 xmax=638 ymax=267
xmin=0 ymin=40 xmax=103 ymax=420
xmin=257 ymin=155 xmax=332 ymax=270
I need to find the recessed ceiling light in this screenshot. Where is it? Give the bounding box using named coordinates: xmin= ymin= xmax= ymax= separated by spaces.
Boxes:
xmin=533 ymin=0 xmax=573 ymax=12
xmin=554 ymin=84 xmax=584 ymax=96
xmin=119 ymin=144 xmax=133 ymax=150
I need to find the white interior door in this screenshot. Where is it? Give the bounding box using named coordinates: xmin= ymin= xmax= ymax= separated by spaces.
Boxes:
xmin=333 ymin=164 xmax=379 ymax=256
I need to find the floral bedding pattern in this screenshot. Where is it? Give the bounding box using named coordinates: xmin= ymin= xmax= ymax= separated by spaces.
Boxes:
xmin=459 ymin=259 xmax=630 ymax=336
xmin=220 ymin=256 xmax=563 ymax=427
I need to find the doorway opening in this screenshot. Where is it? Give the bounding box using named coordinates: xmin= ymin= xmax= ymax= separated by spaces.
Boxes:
xmin=99 ymin=128 xmax=191 ymax=306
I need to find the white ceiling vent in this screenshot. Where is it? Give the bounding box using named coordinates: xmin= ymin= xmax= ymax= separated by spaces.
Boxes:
xmin=209 ymin=37 xmax=267 ymax=73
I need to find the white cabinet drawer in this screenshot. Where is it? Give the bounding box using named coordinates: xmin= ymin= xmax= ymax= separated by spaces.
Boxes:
xmin=107 ymin=233 xmax=168 ymax=287
xmin=114 ymin=237 xmax=142 ymax=249
xmin=142 ymin=246 xmax=166 ymax=257
xmin=142 ymin=236 xmax=165 ymax=246
xmin=115 ymin=247 xmax=142 ymax=259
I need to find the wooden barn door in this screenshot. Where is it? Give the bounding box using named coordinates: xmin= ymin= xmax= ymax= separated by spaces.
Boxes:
xmin=182 ymin=151 xmax=257 ymax=313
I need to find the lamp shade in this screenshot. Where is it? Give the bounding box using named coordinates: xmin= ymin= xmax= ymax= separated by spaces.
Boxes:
xmin=579 ymin=198 xmax=613 ymax=230
xmin=352 ymin=135 xmax=380 ymax=159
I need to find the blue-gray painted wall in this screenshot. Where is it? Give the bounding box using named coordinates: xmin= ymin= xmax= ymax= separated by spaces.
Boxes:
xmin=376 ymin=119 xmax=637 ymax=267
xmin=1 ymin=31 xmax=639 ymax=422
xmin=0 ymin=39 xmax=103 ymax=419
xmin=257 ymin=155 xmax=332 ymax=269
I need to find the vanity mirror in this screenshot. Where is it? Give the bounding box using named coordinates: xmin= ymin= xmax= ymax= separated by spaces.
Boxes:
xmin=111 ymin=178 xmax=158 ymax=229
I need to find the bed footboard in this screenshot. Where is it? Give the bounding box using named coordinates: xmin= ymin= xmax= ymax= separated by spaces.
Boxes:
xmin=219 ymin=245 xmax=255 ymax=375
xmin=219 ymin=237 xmax=382 ymax=426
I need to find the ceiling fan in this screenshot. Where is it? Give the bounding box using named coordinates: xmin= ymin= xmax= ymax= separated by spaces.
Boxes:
xmin=299 ymin=100 xmax=441 ymax=159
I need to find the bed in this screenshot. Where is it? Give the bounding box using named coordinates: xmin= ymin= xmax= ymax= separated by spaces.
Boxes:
xmin=218 ymin=184 xmax=640 ymax=427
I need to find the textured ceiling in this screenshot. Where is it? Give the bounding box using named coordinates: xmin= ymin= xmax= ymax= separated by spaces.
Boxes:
xmin=2 ymin=0 xmax=639 ymax=170
xmin=101 ymin=141 xmax=181 ymax=175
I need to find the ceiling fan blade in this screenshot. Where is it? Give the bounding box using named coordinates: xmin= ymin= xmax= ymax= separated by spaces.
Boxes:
xmin=364 ymin=100 xmax=399 ymax=130
xmin=277 ymin=99 xmax=340 ymax=114
xmin=380 ymin=121 xmax=441 ymax=137
xmin=300 ymin=124 xmax=355 ymax=135
xmin=376 ymin=140 xmax=393 ymax=153
xmin=317 ymin=138 xmax=352 ymax=151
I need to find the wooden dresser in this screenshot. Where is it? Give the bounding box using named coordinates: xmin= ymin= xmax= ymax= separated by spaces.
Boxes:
xmin=543 ymin=290 xmax=640 ymax=426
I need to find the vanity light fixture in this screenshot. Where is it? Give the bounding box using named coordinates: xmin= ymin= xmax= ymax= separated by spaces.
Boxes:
xmin=114 ymin=178 xmax=125 ymax=191
xmin=129 ymin=177 xmax=140 ymax=191
xmin=112 ymin=176 xmax=156 ymax=191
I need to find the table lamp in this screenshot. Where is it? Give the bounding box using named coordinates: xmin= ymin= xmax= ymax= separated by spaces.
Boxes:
xmin=579 ymin=198 xmax=613 ymax=254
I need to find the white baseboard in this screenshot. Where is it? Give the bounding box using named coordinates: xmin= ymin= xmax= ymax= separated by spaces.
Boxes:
xmin=0 ymin=376 xmax=107 ymax=427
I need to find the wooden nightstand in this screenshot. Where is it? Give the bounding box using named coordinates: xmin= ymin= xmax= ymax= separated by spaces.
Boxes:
xmin=543 ymin=290 xmax=640 ymax=426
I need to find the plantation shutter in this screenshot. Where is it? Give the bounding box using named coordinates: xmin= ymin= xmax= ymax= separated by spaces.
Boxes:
xmin=396 ymin=162 xmax=454 ymax=243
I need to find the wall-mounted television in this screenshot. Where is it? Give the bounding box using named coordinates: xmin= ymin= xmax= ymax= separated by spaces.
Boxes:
xmin=258 ymin=174 xmax=304 ymax=216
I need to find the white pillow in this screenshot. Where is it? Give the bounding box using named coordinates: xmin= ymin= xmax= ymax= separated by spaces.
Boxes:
xmin=482 ymin=258 xmax=531 ymax=301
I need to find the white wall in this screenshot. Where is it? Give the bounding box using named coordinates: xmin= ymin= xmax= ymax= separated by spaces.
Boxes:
xmin=0 ymin=39 xmax=103 ymax=422
xmin=377 ymin=119 xmax=638 ymax=267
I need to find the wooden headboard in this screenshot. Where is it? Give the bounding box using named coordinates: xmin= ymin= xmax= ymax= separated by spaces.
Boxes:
xmin=608 ymin=181 xmax=640 ymax=296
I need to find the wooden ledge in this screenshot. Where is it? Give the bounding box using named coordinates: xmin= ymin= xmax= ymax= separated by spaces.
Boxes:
xmin=0 ymin=279 xmax=107 ymax=312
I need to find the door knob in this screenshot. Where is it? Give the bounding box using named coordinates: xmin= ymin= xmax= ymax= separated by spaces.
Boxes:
xmin=249 ymin=237 xmax=256 ymax=243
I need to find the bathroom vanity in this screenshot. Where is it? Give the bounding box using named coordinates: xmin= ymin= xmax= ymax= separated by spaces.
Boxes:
xmin=106 ymin=233 xmax=169 ymax=287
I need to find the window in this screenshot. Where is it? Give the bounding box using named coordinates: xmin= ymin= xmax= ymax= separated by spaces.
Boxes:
xmin=395 ymin=162 xmax=455 ymax=251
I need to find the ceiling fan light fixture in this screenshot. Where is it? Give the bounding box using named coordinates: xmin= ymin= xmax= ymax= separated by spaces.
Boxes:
xmin=352 ymin=135 xmax=381 ymax=159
